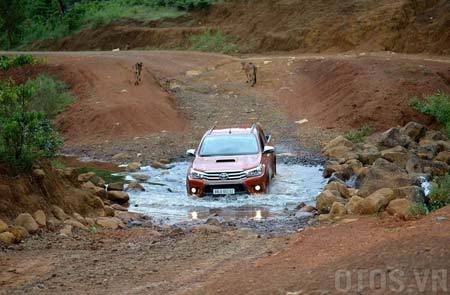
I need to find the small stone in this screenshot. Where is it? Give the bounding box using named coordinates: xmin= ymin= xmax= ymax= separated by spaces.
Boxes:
xmin=0 ymin=232 xmax=15 ymax=245
xmin=108 ymin=182 xmax=124 ymax=191
xmin=9 ymin=226 xmax=29 ymax=243
xmin=78 ymin=172 xmax=96 ymax=182
xmin=51 ymin=205 xmax=69 ymax=221
xmin=64 ymin=219 xmax=88 ymax=230
xmin=126 ymin=181 xmax=145 ymax=192
xmin=0 ymin=219 xmax=8 ymax=233
xmin=33 ymin=169 xmax=46 ymax=178
xmin=60 ymin=225 xmax=73 ymax=236
xmin=126 ymin=162 xmax=141 ymax=172
xmin=191 ymin=224 xmax=222 ymax=234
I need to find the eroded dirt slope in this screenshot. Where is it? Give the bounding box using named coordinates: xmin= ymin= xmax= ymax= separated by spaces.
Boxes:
xmin=33 ymin=0 xmax=450 ymax=55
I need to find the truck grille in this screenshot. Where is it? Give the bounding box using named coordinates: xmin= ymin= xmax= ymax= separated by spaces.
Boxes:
xmin=203 ymin=170 xmax=246 ymax=181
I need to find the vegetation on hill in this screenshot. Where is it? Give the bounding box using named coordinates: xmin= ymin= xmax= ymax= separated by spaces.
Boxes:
xmin=0 ymin=0 xmax=216 ymax=49
xmin=0 ymin=55 xmax=43 ymax=71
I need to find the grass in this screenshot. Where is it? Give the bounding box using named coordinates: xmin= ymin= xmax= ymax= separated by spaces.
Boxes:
xmin=344 ymin=124 xmax=375 ymax=143
xmin=409 ymin=203 xmax=428 ymax=218
xmin=190 ymin=29 xmax=240 ymax=54
xmin=410 ymin=91 xmax=450 ymax=138
xmin=25 ymin=75 xmax=74 ymax=118
xmin=75 ymin=167 xmax=125 ymax=184
xmin=428 ymin=174 xmax=450 ymax=212
xmin=0 ymin=55 xmax=43 ymax=71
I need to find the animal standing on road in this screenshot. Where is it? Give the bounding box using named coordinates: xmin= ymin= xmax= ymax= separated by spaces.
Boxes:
xmin=133 ymin=62 xmax=143 ymax=86
xmin=241 ymin=61 xmax=257 ymax=87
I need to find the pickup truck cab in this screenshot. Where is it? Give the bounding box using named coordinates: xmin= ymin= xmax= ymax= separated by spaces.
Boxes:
xmin=186 ymin=124 xmax=276 ymax=197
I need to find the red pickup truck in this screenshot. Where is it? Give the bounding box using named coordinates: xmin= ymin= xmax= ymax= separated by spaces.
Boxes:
xmin=186 ymin=124 xmax=276 ymax=197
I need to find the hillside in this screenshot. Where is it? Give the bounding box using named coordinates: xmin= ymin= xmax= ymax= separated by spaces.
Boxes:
xmin=32 ymin=0 xmax=450 ymax=55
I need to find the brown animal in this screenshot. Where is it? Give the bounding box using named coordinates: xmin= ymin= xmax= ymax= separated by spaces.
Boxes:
xmin=133 ymin=62 xmax=143 ymax=86
xmin=241 ymin=61 xmax=257 ymax=87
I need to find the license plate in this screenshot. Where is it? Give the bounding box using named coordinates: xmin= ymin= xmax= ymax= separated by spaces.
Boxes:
xmin=213 ymin=188 xmax=235 ymax=195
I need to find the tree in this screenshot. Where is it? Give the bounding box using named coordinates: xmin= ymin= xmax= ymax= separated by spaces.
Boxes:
xmin=0 ymin=0 xmax=25 ymax=47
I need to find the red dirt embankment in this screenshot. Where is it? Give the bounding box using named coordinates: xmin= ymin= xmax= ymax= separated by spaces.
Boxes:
xmin=2 ymin=51 xmax=234 ymax=145
xmin=32 ymin=0 xmax=450 ymax=56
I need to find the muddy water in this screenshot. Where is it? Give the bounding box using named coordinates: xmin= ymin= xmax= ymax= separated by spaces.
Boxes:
xmin=120 ymin=161 xmax=326 ymax=226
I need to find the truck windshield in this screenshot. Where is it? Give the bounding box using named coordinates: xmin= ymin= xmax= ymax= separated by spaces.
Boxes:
xmin=199 ymin=134 xmax=259 ymax=157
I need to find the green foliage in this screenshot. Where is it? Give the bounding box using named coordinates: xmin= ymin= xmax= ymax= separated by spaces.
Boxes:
xmin=25 ymin=75 xmax=74 ymax=118
xmin=75 ymin=167 xmax=125 ymax=183
xmin=408 ymin=203 xmax=428 ymax=218
xmin=51 ymin=159 xmax=66 ymax=169
xmin=0 ymin=0 xmax=25 ymax=48
xmin=428 ymin=174 xmax=450 ymax=211
xmin=0 ymin=55 xmax=42 ymax=71
xmin=190 ymin=29 xmax=240 ymax=54
xmin=410 ymin=91 xmax=450 ymax=137
xmin=0 ymin=80 xmax=63 ymax=171
xmin=5 ymin=0 xmax=219 ymax=49
xmin=344 ymin=124 xmax=375 ymax=143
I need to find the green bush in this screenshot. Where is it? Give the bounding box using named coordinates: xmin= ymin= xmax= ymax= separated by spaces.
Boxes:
xmin=428 ymin=174 xmax=450 ymax=211
xmin=25 ymin=75 xmax=74 ymax=118
xmin=0 ymin=81 xmax=62 ymax=171
xmin=344 ymin=124 xmax=375 ymax=143
xmin=75 ymin=167 xmax=125 ymax=183
xmin=410 ymin=91 xmax=450 ymax=137
xmin=190 ymin=29 xmax=240 ymax=54
xmin=0 ymin=55 xmax=41 ymax=71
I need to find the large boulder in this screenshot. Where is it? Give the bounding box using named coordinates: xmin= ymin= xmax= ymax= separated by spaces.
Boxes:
xmin=323 ymin=136 xmax=354 ymax=151
xmin=329 ymin=202 xmax=347 ymax=218
xmin=357 ymin=144 xmax=381 ymax=165
xmin=386 ymin=199 xmax=413 ymax=220
xmin=400 ymin=122 xmax=426 ymax=142
xmin=191 ymin=224 xmax=222 ymax=234
xmin=422 ymin=160 xmax=450 ymax=176
xmin=33 ymin=210 xmax=47 ymax=227
xmin=64 ymin=219 xmax=88 ymax=230
xmin=0 ymin=232 xmax=15 ymax=245
xmin=126 ymin=181 xmax=145 ymax=192
xmin=359 ymin=188 xmax=394 ymax=214
xmin=405 ymin=154 xmax=423 ymax=174
xmin=346 ymin=195 xmax=365 ymax=214
xmin=81 ymin=181 xmax=104 ymax=195
xmin=392 ymin=186 xmax=426 ymax=204
xmin=0 ymin=219 xmax=7 ymax=233
xmin=51 ymin=205 xmax=69 ymax=221
xmin=108 ymin=182 xmax=124 ymax=191
xmin=381 ymin=146 xmax=409 ymax=168
xmin=316 ymin=190 xmax=340 ymax=214
xmin=423 ymin=130 xmax=447 ymax=141
xmin=107 ymin=191 xmax=130 ymax=203
xmin=358 ymin=158 xmax=416 ymax=197
xmin=435 ymin=151 xmax=450 ymax=164
xmin=378 ymin=128 xmax=411 ymax=148
xmin=324 ymin=182 xmax=351 ymax=199
xmin=15 ymin=213 xmax=39 ymax=234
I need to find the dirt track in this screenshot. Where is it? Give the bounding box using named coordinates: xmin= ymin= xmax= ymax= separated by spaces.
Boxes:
xmin=3 ymin=50 xmax=450 ymax=164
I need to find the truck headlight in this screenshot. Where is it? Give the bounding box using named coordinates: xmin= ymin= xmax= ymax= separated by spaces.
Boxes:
xmin=245 ymin=164 xmax=263 ymax=177
xmin=190 ymin=169 xmax=205 ymax=179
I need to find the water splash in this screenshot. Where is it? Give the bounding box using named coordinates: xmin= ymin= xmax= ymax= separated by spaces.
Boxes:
xmin=118 ymin=162 xmax=326 ymax=224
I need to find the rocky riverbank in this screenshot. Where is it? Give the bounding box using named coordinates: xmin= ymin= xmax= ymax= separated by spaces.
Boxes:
xmin=313 ymin=121 xmax=449 ymax=221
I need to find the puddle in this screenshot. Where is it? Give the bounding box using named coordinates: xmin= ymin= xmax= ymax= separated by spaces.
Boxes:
xmin=118 ymin=161 xmax=326 ymax=227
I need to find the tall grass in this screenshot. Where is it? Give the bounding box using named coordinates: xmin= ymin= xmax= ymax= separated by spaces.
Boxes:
xmin=0 ymin=55 xmax=42 ymax=71
xmin=190 ymin=29 xmax=240 ymax=54
xmin=344 ymin=124 xmax=375 ymax=143
xmin=25 ymin=75 xmax=74 ymax=118
xmin=428 ymin=174 xmax=450 ymax=211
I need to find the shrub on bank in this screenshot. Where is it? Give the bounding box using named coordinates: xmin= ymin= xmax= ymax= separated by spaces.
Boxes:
xmin=0 ymin=55 xmax=42 ymax=71
xmin=25 ymin=75 xmax=74 ymax=118
xmin=410 ymin=91 xmax=450 ymax=137
xmin=190 ymin=29 xmax=240 ymax=54
xmin=428 ymin=174 xmax=450 ymax=211
xmin=0 ymin=77 xmax=70 ymax=171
